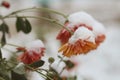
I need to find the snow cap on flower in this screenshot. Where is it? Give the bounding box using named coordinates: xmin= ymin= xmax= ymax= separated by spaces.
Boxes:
xmin=68 ymin=11 xmax=96 ymax=26
xmin=59 ymin=27 xmax=97 ymax=57
xmin=68 ymin=11 xmax=106 ymax=37
xmin=69 ymin=27 xmax=95 ymax=44
xmin=56 ymin=11 xmax=100 ymax=45
xmin=18 ymin=40 xmax=45 ymax=64
xmin=92 ymin=21 xmax=105 ymax=36
xmin=25 ymin=40 xmax=44 ymax=52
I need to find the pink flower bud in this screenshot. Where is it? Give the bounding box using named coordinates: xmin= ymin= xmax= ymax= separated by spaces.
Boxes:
xmin=18 ymin=40 xmax=45 ymax=64
xmin=1 ymin=1 xmax=10 ymax=8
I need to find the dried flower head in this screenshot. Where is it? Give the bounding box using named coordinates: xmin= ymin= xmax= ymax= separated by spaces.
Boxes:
xmin=17 ymin=40 xmax=45 ymax=64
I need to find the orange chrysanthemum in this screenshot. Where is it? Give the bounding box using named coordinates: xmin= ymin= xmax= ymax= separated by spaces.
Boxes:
xmin=58 ymin=26 xmax=105 ymax=57
xmin=59 ymin=40 xmax=97 ymax=57
xmin=57 ymin=12 xmax=106 ymax=57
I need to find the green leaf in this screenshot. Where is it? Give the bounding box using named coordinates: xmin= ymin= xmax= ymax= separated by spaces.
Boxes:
xmin=11 ymin=71 xmax=27 ymax=80
xmin=0 ymin=23 xmax=9 ymax=33
xmin=23 ymin=18 xmax=32 ymax=34
xmin=64 ymin=60 xmax=75 ymax=69
xmin=0 ymin=77 xmax=5 ymax=80
xmin=16 ymin=17 xmax=32 ymax=34
xmin=29 ymin=60 xmax=44 ymax=68
xmin=0 ymin=23 xmax=9 ymax=47
xmin=58 ymin=55 xmax=62 ymax=59
xmin=48 ymin=57 xmax=55 ymax=64
xmin=0 ymin=49 xmax=2 ymax=59
xmin=16 ymin=17 xmax=25 ymax=32
xmin=1 ymin=33 xmax=6 ymax=47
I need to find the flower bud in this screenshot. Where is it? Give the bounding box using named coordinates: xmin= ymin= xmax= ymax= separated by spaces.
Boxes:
xmin=48 ymin=57 xmax=55 ymax=64
xmin=64 ymin=60 xmax=75 ymax=69
xmin=1 ymin=1 xmax=10 ymax=8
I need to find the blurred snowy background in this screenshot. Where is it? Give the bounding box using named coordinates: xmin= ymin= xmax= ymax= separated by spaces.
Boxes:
xmin=0 ymin=0 xmax=120 ymax=80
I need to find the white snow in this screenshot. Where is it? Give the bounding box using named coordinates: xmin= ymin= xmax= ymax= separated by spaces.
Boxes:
xmin=26 ymin=40 xmax=44 ymax=49
xmin=68 ymin=11 xmax=106 ymax=37
xmin=92 ymin=21 xmax=106 ymax=36
xmin=69 ymin=27 xmax=95 ymax=44
xmin=25 ymin=40 xmax=45 ymax=55
xmin=68 ymin=11 xmax=96 ymax=26
xmin=1 ymin=32 xmax=36 ymax=60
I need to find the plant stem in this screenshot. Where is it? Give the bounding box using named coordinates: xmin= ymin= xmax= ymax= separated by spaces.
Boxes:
xmin=6 ymin=43 xmax=22 ymax=48
xmin=39 ymin=68 xmax=49 ymax=73
xmin=25 ymin=65 xmax=53 ymax=80
xmin=3 ymin=7 xmax=68 ymax=19
xmin=4 ymin=15 xmax=73 ymax=34
xmin=37 ymin=7 xmax=68 ymax=19
xmin=0 ymin=42 xmax=22 ymax=48
xmin=57 ymin=55 xmax=65 ymax=67
xmin=59 ymin=67 xmax=66 ymax=75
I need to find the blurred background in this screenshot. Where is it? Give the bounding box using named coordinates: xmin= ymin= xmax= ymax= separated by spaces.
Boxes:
xmin=0 ymin=0 xmax=120 ymax=80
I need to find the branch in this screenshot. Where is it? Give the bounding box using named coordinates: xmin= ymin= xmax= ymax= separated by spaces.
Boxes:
xmin=3 ymin=7 xmax=68 ymax=19
xmin=25 ymin=65 xmax=53 ymax=80
xmin=4 ymin=15 xmax=73 ymax=34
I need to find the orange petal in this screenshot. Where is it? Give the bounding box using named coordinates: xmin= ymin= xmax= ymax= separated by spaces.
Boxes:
xmin=58 ymin=44 xmax=68 ymax=52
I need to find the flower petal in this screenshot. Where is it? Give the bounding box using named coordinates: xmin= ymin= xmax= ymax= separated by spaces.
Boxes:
xmin=59 ymin=40 xmax=97 ymax=57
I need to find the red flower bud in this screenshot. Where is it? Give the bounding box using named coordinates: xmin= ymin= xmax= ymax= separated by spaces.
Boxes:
xmin=1 ymin=1 xmax=10 ymax=8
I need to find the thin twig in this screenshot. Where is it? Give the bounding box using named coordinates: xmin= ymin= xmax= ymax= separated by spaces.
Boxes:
xmin=0 ymin=42 xmax=22 ymax=48
xmin=59 ymin=67 xmax=66 ymax=75
xmin=6 ymin=43 xmax=22 ymax=48
xmin=25 ymin=65 xmax=53 ymax=80
xmin=3 ymin=7 xmax=68 ymax=19
xmin=4 ymin=15 xmax=73 ymax=34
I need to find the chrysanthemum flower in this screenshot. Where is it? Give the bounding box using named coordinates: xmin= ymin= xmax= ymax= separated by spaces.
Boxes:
xmin=58 ymin=27 xmax=97 ymax=57
xmin=17 ymin=40 xmax=45 ymax=64
xmin=56 ymin=12 xmax=105 ymax=45
xmin=58 ymin=11 xmax=106 ymax=57
xmin=56 ymin=12 xmax=95 ymax=45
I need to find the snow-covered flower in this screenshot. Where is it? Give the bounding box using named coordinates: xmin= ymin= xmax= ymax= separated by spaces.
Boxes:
xmin=57 ymin=11 xmax=106 ymax=57
xmin=56 ymin=11 xmax=105 ymax=45
xmin=17 ymin=40 xmax=45 ymax=64
xmin=58 ymin=27 xmax=97 ymax=57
